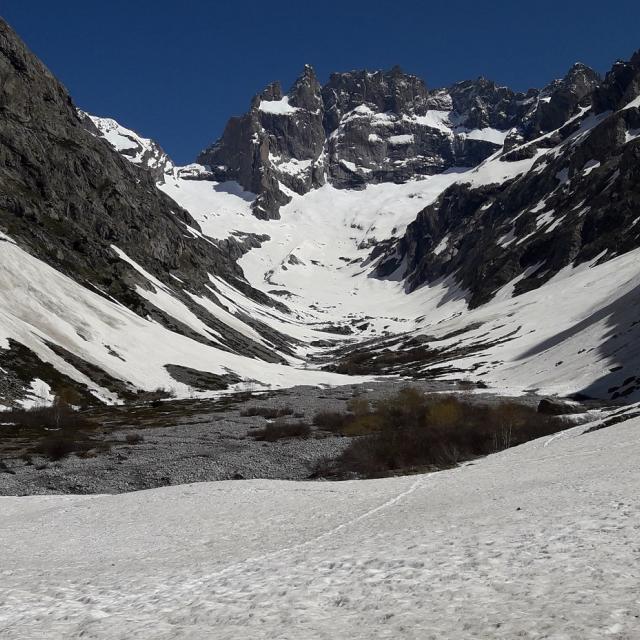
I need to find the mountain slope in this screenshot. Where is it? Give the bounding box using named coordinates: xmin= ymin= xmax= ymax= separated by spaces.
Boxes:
xmin=0 ymin=18 xmax=356 ymax=405
xmin=1 ymin=15 xmax=639 ymax=406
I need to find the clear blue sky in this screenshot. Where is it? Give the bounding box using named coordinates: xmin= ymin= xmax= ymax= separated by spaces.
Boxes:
xmin=3 ymin=0 xmax=639 ymax=164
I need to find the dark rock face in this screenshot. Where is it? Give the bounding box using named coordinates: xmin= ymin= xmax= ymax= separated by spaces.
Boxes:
xmin=198 ymin=65 xmax=326 ymax=219
xmin=198 ymin=66 xmax=544 ymax=216
xmin=197 ymin=61 xmax=604 ymax=218
xmin=593 ymin=50 xmax=640 ymax=113
xmin=447 ymin=78 xmax=536 ymax=130
xmin=321 ymin=66 xmax=430 ymax=131
xmin=376 ymin=52 xmax=640 ymax=308
xmin=526 ymin=63 xmax=601 ymax=136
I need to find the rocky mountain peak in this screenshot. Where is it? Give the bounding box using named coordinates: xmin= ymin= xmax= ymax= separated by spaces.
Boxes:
xmin=289 ymin=64 xmax=323 ymax=111
xmin=198 ymin=65 xmax=326 ymax=219
xmin=593 ymin=51 xmax=640 ymax=113
xmin=321 ymin=67 xmax=430 ymax=131
xmin=251 ymin=81 xmax=283 ymax=108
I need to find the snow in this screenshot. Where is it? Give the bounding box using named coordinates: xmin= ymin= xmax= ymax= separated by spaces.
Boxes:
xmin=2 ymin=414 xmax=639 ymax=638
xmin=3 ymin=102 xmax=636 ymax=403
xmin=625 ymin=128 xmax=640 ymax=143
xmin=461 ymin=127 xmax=508 ymax=145
xmin=158 ymin=129 xmax=640 ymax=401
xmin=87 ymin=114 xmax=173 ymax=173
xmin=460 ymin=148 xmax=546 ymax=187
xmin=258 ymin=97 xmax=298 ymax=115
xmin=410 ymin=109 xmax=452 ymax=132
xmin=408 ymin=248 xmax=640 ymax=399
xmin=21 ymin=379 xmax=55 ymax=408
xmin=535 ymin=209 xmax=556 ymax=229
xmin=582 ymin=159 xmax=601 ymax=175
xmin=269 ymin=155 xmax=313 ymax=176
xmin=387 ymin=134 xmax=414 ymax=145
xmin=432 ymin=233 xmax=450 ymax=255
xmin=622 ymin=94 xmax=640 ymax=110
xmin=339 ymin=159 xmax=362 ymax=173
xmin=0 ymin=233 xmax=363 ymax=402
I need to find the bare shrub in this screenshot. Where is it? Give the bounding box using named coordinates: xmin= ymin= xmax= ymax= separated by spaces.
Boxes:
xmin=125 ymin=433 xmax=145 ymax=445
xmin=312 ymin=388 xmax=566 ymax=478
xmin=4 ymin=396 xmax=89 ymax=431
xmin=241 ymin=406 xmax=294 ymax=419
xmin=253 ymin=419 xmax=310 ymax=442
xmin=312 ymin=411 xmax=349 ymax=432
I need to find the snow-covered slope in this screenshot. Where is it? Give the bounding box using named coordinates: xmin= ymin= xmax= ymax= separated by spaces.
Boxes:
xmin=2 ymin=413 xmax=639 ymax=638
xmin=82 ymin=112 xmax=174 ymax=182
xmin=1 ymin=16 xmax=639 ymax=406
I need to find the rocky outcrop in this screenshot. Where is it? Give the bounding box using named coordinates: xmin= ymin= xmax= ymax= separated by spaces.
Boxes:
xmin=197 ymin=66 xmax=537 ymax=216
xmin=197 ymin=65 xmax=326 ymax=219
xmin=196 ymin=61 xmax=603 ymax=218
xmin=80 ymin=112 xmax=175 ymax=183
xmin=376 ymin=52 xmax=640 ymax=308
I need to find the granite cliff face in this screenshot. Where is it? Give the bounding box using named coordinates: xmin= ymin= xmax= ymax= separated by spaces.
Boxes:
xmin=197 ymin=65 xmax=326 ymax=219
xmin=198 ymin=65 xmax=526 ymax=217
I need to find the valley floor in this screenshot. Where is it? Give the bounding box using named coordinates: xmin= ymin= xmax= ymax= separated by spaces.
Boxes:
xmin=1 ymin=413 xmax=639 ymax=639
xmin=0 ymin=380 xmax=520 ymax=495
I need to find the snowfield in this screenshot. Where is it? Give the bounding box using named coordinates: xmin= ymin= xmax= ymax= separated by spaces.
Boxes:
xmin=1 ymin=416 xmax=639 ymax=639
xmin=2 ymin=98 xmax=640 ymax=404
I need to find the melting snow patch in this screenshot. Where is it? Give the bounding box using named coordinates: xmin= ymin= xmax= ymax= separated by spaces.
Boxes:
xmin=622 ymin=94 xmax=640 ymax=110
xmin=21 ymin=379 xmax=55 ymax=409
xmin=258 ymin=97 xmax=298 ymax=115
xmin=388 ymin=134 xmax=415 ymax=145
xmin=582 ymin=159 xmax=600 ymax=175
xmin=625 ymin=128 xmax=640 ymax=143
xmin=535 ymin=210 xmax=556 ymax=229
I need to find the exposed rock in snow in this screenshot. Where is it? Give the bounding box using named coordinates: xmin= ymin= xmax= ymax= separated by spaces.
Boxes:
xmin=80 ymin=112 xmax=174 ymax=182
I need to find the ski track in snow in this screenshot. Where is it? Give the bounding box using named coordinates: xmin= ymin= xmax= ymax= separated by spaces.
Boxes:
xmin=2 ymin=417 xmax=640 ymax=639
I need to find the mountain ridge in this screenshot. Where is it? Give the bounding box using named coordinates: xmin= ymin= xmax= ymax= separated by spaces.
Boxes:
xmin=1 ymin=15 xmax=640 ymax=407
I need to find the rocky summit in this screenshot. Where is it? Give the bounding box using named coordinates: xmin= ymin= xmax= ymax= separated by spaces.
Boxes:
xmin=1 ymin=15 xmax=640 ymax=408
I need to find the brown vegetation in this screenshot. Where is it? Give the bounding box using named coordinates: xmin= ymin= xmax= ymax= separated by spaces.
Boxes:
xmin=313 ymin=387 xmax=566 ymax=478
xmin=252 ymin=419 xmax=310 ymax=442
xmin=241 ymin=406 xmax=294 ymax=419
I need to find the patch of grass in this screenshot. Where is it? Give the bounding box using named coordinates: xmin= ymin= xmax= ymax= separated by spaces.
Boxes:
xmin=313 ymin=387 xmax=566 ymax=478
xmin=252 ymin=419 xmax=311 ymax=442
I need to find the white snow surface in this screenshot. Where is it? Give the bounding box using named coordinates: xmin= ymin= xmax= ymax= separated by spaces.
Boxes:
xmin=622 ymin=94 xmax=640 ymax=110
xmin=87 ymin=114 xmax=173 ymax=172
xmin=258 ymin=97 xmax=298 ymax=115
xmin=2 ymin=415 xmax=639 ymax=639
